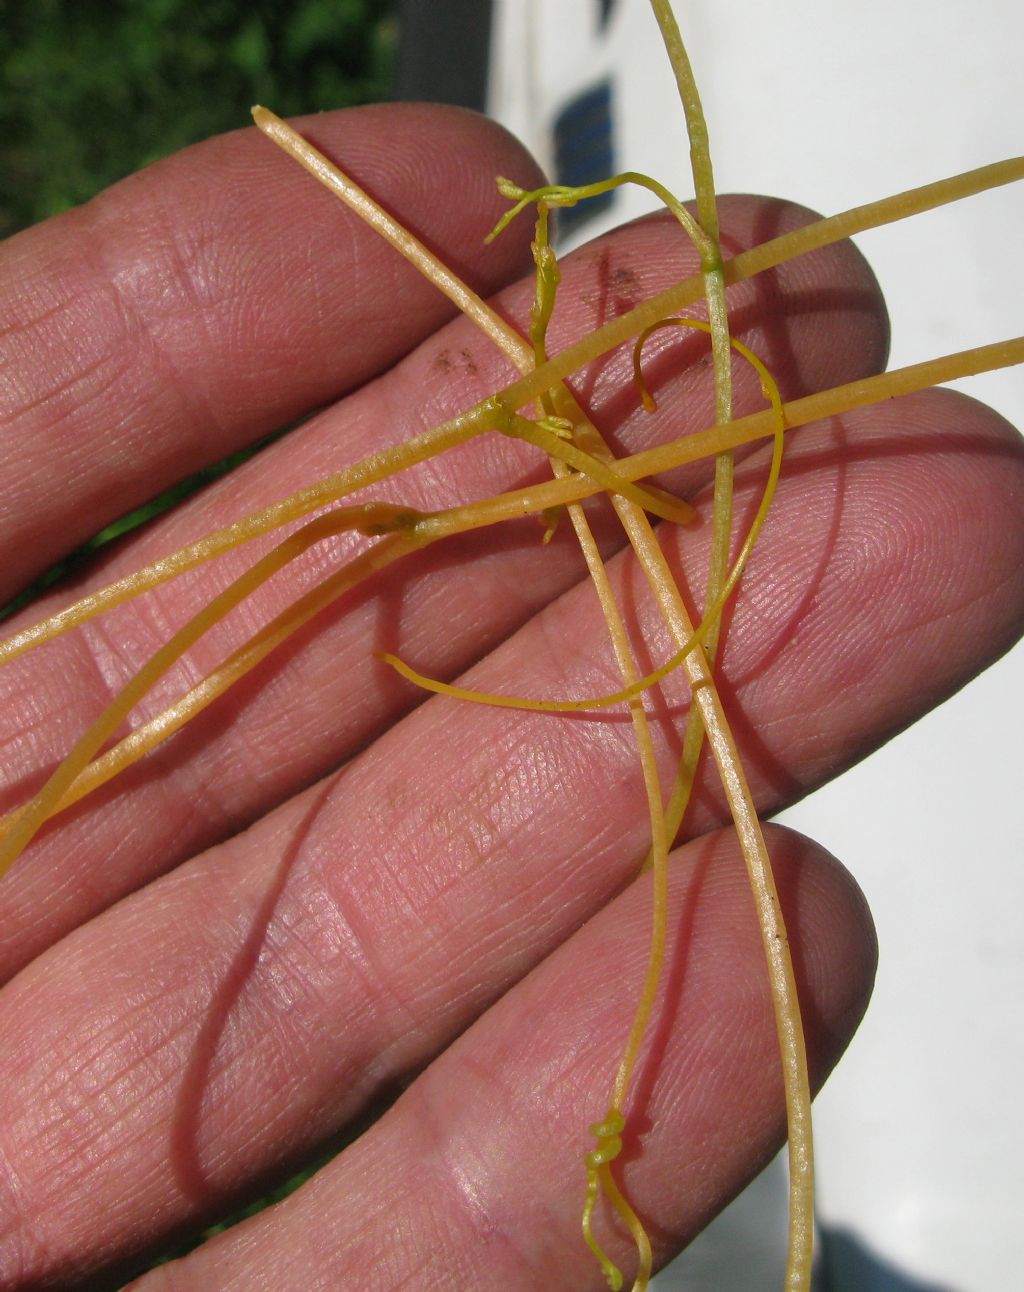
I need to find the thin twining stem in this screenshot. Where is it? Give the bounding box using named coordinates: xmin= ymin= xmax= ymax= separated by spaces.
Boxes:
xmin=648 ymin=0 xmax=735 ymax=669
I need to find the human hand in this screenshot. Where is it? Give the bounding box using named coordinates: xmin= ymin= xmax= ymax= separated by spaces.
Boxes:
xmin=0 ymin=104 xmax=1020 ymax=1289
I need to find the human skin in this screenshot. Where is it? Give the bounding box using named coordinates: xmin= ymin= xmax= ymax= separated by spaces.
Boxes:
xmin=0 ymin=104 xmax=1021 ymax=1290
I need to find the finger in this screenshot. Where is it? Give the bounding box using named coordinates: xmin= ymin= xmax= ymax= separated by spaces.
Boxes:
xmin=138 ymin=828 xmax=876 ymax=1292
xmin=0 ymin=825 xmax=875 ymax=1289
xmin=0 ymin=195 xmax=890 ymax=973
xmin=0 ymin=103 xmax=545 ymax=599
xmin=401 ymin=387 xmax=1024 ymax=843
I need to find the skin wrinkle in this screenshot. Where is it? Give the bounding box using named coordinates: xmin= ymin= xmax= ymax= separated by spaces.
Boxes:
xmin=316 ymin=852 xmax=428 ymax=1057
xmin=193 ymin=1049 xmax=290 ymax=1183
xmin=36 ymin=1060 xmax=147 ymax=1168
xmin=6 ymin=1090 xmax=144 ymax=1255
xmin=435 ymin=730 xmax=578 ymax=882
xmin=0 ymin=1135 xmax=41 ymax=1288
xmin=20 ymin=980 xmax=194 ymax=1148
xmin=161 ymin=733 xmax=236 ymax=843
xmin=305 ymin=718 xmax=613 ymax=1093
xmin=455 ymin=757 xmax=528 ymax=861
xmin=122 ymin=143 xmax=429 ymax=454
xmin=823 ymin=479 xmax=1008 ymax=660
xmin=2 ymin=341 xmax=130 ymax=436
xmin=72 ymin=222 xmax=201 ymax=482
xmin=89 ymin=189 xmax=229 ymax=460
xmin=411 ymin=1060 xmax=543 ymax=1290
xmin=250 ymin=905 xmax=340 ymax=1026
xmin=0 ymin=233 xmax=115 ymax=373
xmin=76 ymin=586 xmax=195 ymax=727
xmin=0 ymin=668 xmax=75 ymax=771
xmin=433 ymin=721 xmax=630 ymax=900
xmin=485 ymin=842 xmax=764 ymax=1276
xmin=0 ymin=265 xmax=81 ymax=347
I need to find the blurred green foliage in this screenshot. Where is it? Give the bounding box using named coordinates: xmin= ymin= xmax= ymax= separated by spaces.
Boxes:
xmin=0 ymin=0 xmax=396 ymax=238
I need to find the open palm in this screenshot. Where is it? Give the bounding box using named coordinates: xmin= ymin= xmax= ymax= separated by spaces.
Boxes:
xmin=0 ymin=105 xmax=1021 ymax=1290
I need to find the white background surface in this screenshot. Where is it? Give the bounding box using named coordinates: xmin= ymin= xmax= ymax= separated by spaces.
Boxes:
xmin=489 ymin=3 xmax=1022 ymax=1288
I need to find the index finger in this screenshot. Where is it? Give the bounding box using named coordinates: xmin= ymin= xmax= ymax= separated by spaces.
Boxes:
xmin=0 ymin=103 xmax=543 ymax=602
